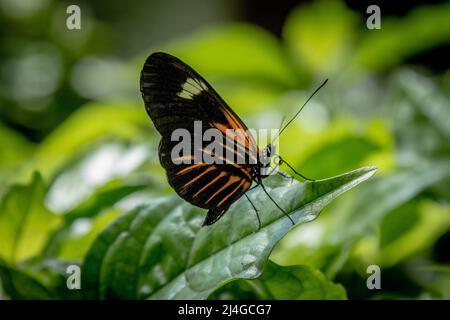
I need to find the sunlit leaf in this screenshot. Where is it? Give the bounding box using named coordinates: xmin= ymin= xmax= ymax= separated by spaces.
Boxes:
xmin=380 ymin=200 xmax=450 ymax=266
xmin=0 ymin=124 xmax=34 ymax=193
xmin=0 ymin=172 xmax=61 ymax=263
xmin=45 ymin=142 xmax=152 ymax=214
xmin=160 ymin=23 xmax=299 ymax=88
xmin=29 ymin=102 xmax=148 ymax=179
xmin=62 ymin=179 xmax=152 ymax=223
xmin=44 ymin=209 xmax=123 ymax=261
xmin=137 ymin=23 xmax=302 ymax=113
xmin=283 ymin=0 xmax=357 ymax=76
xmin=379 ymin=200 xmax=420 ymax=249
xmin=297 ymin=136 xmax=381 ymax=179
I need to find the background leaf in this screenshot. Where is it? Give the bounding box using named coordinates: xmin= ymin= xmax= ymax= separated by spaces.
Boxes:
xmin=217 ymin=260 xmax=347 ymax=300
xmin=0 ymin=172 xmax=60 ymax=263
xmin=0 ymin=258 xmax=81 ymax=299
xmin=272 ymin=160 xmax=450 ymax=278
xmin=283 ymin=0 xmax=357 ymax=76
xmin=353 ymin=3 xmax=450 ymax=71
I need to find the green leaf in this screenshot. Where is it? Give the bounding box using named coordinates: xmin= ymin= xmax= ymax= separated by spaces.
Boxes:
xmin=0 ymin=258 xmax=81 ymax=299
xmin=353 ymin=3 xmax=450 ymax=71
xmin=211 ymin=260 xmax=346 ymax=299
xmin=42 ymin=177 xmax=155 ymax=260
xmin=247 ymin=261 xmax=346 ymax=299
xmin=146 ymin=23 xmax=300 ymax=113
xmin=389 ymin=71 xmax=450 ymax=205
xmin=0 ymin=123 xmax=34 ymax=188
xmin=379 ymin=200 xmax=420 ymax=249
xmin=271 ymin=160 xmax=450 ymax=275
xmin=393 ymin=69 xmax=450 ymax=139
xmin=328 ymin=161 xmax=450 ymax=245
xmin=62 ymin=178 xmax=151 ymax=223
xmin=44 ymin=141 xmax=155 ymax=214
xmin=82 ymin=166 xmax=376 ymax=299
xmin=380 ymin=200 xmax=450 ymax=266
xmin=46 ymin=209 xmax=123 ymax=261
xmin=283 ymin=0 xmax=357 ymax=76
xmin=297 ymin=136 xmax=381 ymax=179
xmin=161 ymin=23 xmax=298 ymax=88
xmin=0 ymin=172 xmax=61 ymax=263
xmin=0 ymin=259 xmax=55 ymax=299
xmin=29 ymin=102 xmax=147 ymax=179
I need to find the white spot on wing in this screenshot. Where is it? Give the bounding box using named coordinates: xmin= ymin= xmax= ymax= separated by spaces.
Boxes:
xmin=177 ymin=77 xmax=207 ymax=99
xmin=178 ymin=90 xmax=192 ymax=99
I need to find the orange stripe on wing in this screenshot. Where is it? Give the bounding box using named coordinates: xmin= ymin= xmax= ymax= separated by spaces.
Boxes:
xmin=217 ymin=178 xmax=249 ymax=207
xmin=181 ymin=166 xmax=216 ymax=188
xmin=193 ymin=171 xmax=227 ymax=198
xmin=176 ymin=162 xmax=206 ymax=176
xmin=196 ymin=147 xmax=253 ymax=180
xmin=210 ymin=124 xmax=258 ymax=165
xmin=205 ymin=174 xmax=241 ymax=205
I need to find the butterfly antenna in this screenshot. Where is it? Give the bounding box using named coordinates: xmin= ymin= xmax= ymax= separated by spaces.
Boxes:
xmin=273 ymin=79 xmax=328 ymax=143
xmin=278 ymin=115 xmax=286 ymax=132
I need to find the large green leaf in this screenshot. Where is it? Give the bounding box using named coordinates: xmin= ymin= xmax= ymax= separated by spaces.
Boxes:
xmin=82 ymin=166 xmax=376 ymax=299
xmin=0 ymin=172 xmax=61 ymax=263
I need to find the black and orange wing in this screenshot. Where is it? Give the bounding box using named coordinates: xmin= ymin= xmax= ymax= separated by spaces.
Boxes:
xmin=140 ymin=52 xmax=257 ymax=225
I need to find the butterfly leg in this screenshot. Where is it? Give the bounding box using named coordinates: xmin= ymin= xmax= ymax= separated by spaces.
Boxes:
xmin=269 ymin=155 xmax=293 ymax=182
xmin=245 ymin=193 xmax=261 ymax=229
xmin=278 ymin=156 xmax=315 ymax=181
xmin=258 ymin=182 xmax=295 ymax=225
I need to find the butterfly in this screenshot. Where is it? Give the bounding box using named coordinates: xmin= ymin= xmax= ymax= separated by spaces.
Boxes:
xmin=140 ymin=52 xmax=327 ymax=227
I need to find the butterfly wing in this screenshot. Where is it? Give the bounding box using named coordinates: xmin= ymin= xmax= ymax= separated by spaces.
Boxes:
xmin=140 ymin=52 xmax=257 ymax=225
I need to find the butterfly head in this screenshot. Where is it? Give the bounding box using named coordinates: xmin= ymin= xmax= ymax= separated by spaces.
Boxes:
xmin=265 ymin=144 xmax=274 ymax=158
xmin=257 ymin=144 xmax=277 ymax=177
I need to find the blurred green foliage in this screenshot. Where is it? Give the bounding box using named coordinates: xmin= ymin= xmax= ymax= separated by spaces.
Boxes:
xmin=0 ymin=0 xmax=449 ymax=299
